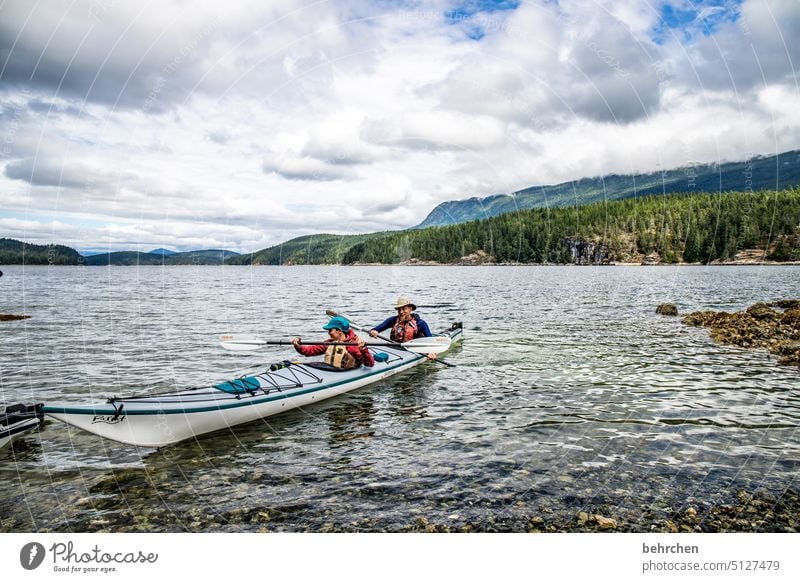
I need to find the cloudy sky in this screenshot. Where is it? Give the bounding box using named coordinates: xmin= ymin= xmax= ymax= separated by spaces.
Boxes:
xmin=1 ymin=0 xmax=798 ymax=253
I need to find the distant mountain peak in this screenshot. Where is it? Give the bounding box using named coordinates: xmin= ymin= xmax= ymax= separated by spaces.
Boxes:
xmin=149 ymin=248 xmax=178 ymax=256
xmin=414 ymin=149 xmax=800 ymax=229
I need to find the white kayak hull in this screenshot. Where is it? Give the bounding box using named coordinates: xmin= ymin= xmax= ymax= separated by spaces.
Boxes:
xmin=42 ymin=324 xmax=462 ymax=448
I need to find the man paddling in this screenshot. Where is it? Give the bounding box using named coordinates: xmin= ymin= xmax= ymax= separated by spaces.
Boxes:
xmin=369 ymin=296 xmax=437 ymax=360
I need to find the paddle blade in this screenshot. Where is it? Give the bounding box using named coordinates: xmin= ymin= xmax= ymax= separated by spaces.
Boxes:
xmin=219 ymin=334 xmax=265 ymax=352
xmin=401 ymin=336 xmax=452 ymax=354
xmin=326 ymin=309 xmax=366 ymax=331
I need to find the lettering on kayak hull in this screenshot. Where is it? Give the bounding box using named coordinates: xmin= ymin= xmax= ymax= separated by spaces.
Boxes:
xmin=92 ymin=415 xmax=126 ymax=425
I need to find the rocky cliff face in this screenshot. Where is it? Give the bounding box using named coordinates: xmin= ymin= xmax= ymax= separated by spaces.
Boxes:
xmin=562 ymin=238 xmax=611 ymax=265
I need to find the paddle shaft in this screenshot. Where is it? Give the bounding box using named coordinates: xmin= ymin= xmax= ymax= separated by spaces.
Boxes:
xmin=222 ymin=338 xmax=445 ymax=349
xmin=244 ymin=340 xmax=397 ymax=347
xmin=325 ymin=309 xmax=456 ymax=367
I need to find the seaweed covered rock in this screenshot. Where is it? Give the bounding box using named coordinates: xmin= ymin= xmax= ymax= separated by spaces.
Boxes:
xmin=682 ymin=300 xmax=800 ymax=366
xmin=746 ymin=302 xmax=779 ymax=321
xmin=775 ymin=341 xmax=800 ymax=366
xmin=770 ymin=300 xmax=800 ymax=310
xmin=656 ymin=303 xmax=678 ymax=316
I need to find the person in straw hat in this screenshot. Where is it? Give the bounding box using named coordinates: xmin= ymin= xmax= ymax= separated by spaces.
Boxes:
xmin=369 ymin=296 xmax=436 ymax=359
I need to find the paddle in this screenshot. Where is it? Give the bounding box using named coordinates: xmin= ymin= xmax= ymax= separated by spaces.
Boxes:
xmin=325 ymin=309 xmax=456 ymax=367
xmin=219 ymin=334 xmax=451 ymax=354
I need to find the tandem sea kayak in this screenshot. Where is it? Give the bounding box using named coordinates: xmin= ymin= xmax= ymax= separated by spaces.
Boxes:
xmin=38 ymin=322 xmax=463 ymax=448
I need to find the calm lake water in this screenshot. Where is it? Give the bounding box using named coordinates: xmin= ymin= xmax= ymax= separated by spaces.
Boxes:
xmin=1 ymin=265 xmax=799 ymax=532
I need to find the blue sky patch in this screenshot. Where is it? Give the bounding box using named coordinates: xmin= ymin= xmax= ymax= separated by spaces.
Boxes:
xmin=444 ymin=0 xmax=519 ymax=40
xmin=651 ymin=0 xmax=742 ymax=44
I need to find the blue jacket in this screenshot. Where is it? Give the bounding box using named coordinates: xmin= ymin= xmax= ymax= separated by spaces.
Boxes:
xmin=372 ymin=313 xmax=432 ymax=339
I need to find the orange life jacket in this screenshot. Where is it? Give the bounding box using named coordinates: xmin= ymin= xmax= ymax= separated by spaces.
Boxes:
xmin=391 ymin=316 xmax=419 ymax=343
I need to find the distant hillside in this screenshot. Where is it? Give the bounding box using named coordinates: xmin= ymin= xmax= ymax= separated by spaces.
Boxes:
xmin=83 ymin=251 xmax=160 ymax=266
xmin=416 ymin=150 xmax=800 ymax=228
xmin=166 ymin=249 xmax=240 ymax=265
xmin=84 ymin=249 xmax=240 ymax=265
xmin=344 ymin=188 xmax=800 ymax=265
xmin=0 ymin=238 xmax=82 ymax=265
xmin=149 ymin=248 xmax=178 ymax=256
xmin=227 ymin=233 xmax=386 ymax=265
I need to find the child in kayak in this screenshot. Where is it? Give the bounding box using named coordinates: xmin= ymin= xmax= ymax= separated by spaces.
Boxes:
xmin=369 ymin=296 xmax=437 ymax=360
xmin=292 ymin=316 xmax=375 ymax=369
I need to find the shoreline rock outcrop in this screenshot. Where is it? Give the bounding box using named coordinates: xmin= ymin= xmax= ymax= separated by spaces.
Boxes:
xmin=656 ymin=303 xmax=678 ymax=316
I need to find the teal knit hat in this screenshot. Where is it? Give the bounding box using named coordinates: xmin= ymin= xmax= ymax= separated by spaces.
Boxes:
xmin=322 ymin=316 xmax=350 ymax=332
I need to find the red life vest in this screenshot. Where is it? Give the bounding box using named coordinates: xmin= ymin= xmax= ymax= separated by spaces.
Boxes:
xmin=391 ymin=316 xmax=418 ymax=342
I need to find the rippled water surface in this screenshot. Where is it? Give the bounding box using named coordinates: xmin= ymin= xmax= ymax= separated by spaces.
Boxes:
xmin=1 ymin=265 xmax=799 ymax=531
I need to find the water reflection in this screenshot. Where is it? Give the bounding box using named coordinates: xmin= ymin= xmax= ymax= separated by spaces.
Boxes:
xmin=326 ymin=395 xmax=377 ymax=446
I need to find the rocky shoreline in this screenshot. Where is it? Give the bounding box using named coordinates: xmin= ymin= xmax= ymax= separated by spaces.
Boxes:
xmin=351 ymin=254 xmax=800 ymax=266
xmin=422 ymin=490 xmax=799 ymax=534
xmin=396 ymin=489 xmax=800 ymax=533
xmin=345 ymin=261 xmax=800 ymax=267
xmin=14 ymin=486 xmax=797 ymax=533
xmin=4 ymin=257 xmax=799 ymax=267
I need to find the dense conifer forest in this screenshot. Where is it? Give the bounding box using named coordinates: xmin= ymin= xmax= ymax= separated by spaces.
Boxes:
xmin=0 ymin=238 xmax=83 ymax=265
xmin=341 ymin=189 xmax=800 ymax=265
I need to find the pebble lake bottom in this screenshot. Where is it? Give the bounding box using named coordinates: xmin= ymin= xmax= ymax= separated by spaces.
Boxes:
xmin=1 ymin=265 xmax=799 ymax=532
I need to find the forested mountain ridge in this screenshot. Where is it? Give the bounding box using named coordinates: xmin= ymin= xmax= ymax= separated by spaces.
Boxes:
xmin=342 ymin=188 xmax=800 ymax=265
xmin=416 ymin=150 xmax=800 ymax=229
xmin=0 ymin=238 xmax=82 ymax=265
xmin=226 ymin=232 xmax=387 ymax=265
xmin=0 ymin=241 xmax=240 ymax=266
xmin=83 ymin=249 xmax=240 ymax=265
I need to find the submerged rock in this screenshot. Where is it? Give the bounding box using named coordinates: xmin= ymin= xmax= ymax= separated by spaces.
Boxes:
xmin=682 ymin=300 xmax=800 ymax=366
xmin=592 ymin=514 xmax=618 ymax=530
xmin=770 ymin=299 xmax=800 ymax=310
